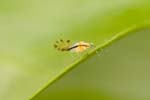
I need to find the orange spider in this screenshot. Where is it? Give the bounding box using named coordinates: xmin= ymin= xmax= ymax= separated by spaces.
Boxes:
xmin=54 ymin=39 xmax=94 ymax=53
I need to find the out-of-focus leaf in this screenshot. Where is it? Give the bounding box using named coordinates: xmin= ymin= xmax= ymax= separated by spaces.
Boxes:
xmin=32 ymin=29 xmax=150 ymax=100
xmin=0 ymin=0 xmax=149 ymax=100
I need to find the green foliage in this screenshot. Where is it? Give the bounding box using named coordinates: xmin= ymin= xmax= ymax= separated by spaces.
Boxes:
xmin=32 ymin=30 xmax=150 ymax=100
xmin=0 ymin=0 xmax=149 ymax=100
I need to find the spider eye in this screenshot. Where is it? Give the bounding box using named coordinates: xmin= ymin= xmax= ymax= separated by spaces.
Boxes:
xmin=54 ymin=44 xmax=58 ymax=48
xmin=60 ymin=39 xmax=63 ymax=42
xmin=54 ymin=39 xmax=71 ymax=51
xmin=66 ymin=40 xmax=70 ymax=43
xmin=61 ymin=48 xmax=65 ymax=51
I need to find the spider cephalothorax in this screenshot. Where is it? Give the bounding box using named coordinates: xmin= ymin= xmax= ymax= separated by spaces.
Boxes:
xmin=54 ymin=39 xmax=71 ymax=51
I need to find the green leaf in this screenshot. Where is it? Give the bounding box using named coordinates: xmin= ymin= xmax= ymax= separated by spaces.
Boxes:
xmin=32 ymin=29 xmax=150 ymax=100
xmin=0 ymin=0 xmax=149 ymax=100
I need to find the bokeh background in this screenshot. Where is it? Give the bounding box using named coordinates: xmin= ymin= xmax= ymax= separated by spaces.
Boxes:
xmin=0 ymin=0 xmax=150 ymax=100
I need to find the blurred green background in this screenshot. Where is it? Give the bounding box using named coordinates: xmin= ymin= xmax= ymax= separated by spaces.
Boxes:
xmin=0 ymin=0 xmax=150 ymax=100
xmin=32 ymin=29 xmax=150 ymax=100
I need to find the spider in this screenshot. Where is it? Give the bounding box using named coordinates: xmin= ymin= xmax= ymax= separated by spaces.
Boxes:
xmin=54 ymin=39 xmax=94 ymax=53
